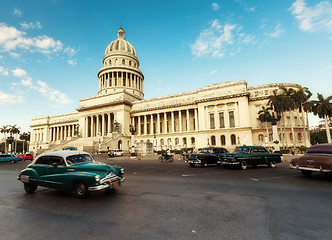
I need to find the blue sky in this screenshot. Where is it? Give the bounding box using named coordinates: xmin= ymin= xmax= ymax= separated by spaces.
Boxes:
xmin=1 ymin=0 xmax=332 ymax=133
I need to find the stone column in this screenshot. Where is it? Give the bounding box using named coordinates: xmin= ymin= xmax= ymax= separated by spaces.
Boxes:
xmin=171 ymin=111 xmax=175 ymax=133
xmin=179 ymin=110 xmax=182 ymax=132
xmin=96 ymin=115 xmax=100 ymax=136
xmin=186 ymin=109 xmax=190 ymax=132
xmin=144 ymin=115 xmax=147 ymax=135
xmin=138 ymin=116 xmax=141 ymax=135
xmin=151 ymin=114 xmax=154 ymax=135
xmin=102 ymin=114 xmax=105 ymax=136
xmin=91 ymin=116 xmax=94 ymax=137
xmin=195 ymin=108 xmax=199 ymax=131
xmin=157 ymin=113 xmax=160 ymax=134
xmin=108 ymin=113 xmax=111 ymax=135
xmin=164 ymin=112 xmax=167 ymax=133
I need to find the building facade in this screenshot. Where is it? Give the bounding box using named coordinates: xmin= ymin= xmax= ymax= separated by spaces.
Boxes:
xmin=30 ymin=28 xmax=310 ymax=155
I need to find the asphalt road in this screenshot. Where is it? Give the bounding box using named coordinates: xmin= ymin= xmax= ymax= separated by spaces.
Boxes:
xmin=1 ymin=155 xmax=332 ymax=240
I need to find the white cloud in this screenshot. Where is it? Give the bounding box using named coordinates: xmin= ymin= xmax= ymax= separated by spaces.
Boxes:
xmin=67 ymin=59 xmax=77 ymax=65
xmin=211 ymin=70 xmax=218 ymax=75
xmin=266 ymin=24 xmax=285 ymax=38
xmin=290 ymin=0 xmax=332 ymax=34
xmin=12 ymin=68 xmax=28 ymax=77
xmin=13 ymin=8 xmax=22 ymax=17
xmin=0 ymin=66 xmax=9 ymax=76
xmin=10 ymin=67 xmax=71 ymax=104
xmin=0 ymin=90 xmax=23 ymax=104
xmin=211 ymin=3 xmax=220 ymax=11
xmin=64 ymin=46 xmax=76 ymax=58
xmin=0 ymin=23 xmax=63 ymax=54
xmin=20 ymin=21 xmax=42 ymax=30
xmin=191 ymin=19 xmax=254 ymax=58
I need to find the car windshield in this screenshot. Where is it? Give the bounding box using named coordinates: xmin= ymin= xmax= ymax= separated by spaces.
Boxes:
xmin=307 ymin=148 xmax=332 ymax=154
xmin=66 ymin=154 xmax=94 ymax=165
xmin=234 ymin=147 xmax=250 ymax=153
xmin=201 ymin=148 xmax=213 ymax=153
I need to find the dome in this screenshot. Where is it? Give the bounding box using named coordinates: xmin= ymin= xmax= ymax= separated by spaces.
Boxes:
xmin=104 ymin=28 xmax=137 ymax=58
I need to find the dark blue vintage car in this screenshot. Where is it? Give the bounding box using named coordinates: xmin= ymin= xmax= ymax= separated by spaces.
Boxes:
xmin=222 ymin=146 xmax=282 ymax=170
xmin=187 ymin=147 xmax=229 ymax=167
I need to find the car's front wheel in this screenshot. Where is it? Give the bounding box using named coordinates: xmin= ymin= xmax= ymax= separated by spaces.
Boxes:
xmin=268 ymin=161 xmax=276 ymax=168
xmin=73 ymin=182 xmax=90 ymax=199
xmin=240 ymin=160 xmax=247 ymax=170
xmin=201 ymin=160 xmax=208 ymax=168
xmin=24 ymin=183 xmax=37 ymax=193
xmin=301 ymin=170 xmax=312 ymax=177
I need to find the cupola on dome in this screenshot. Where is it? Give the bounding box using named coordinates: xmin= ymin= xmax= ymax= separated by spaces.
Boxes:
xmin=104 ymin=27 xmax=137 ymax=58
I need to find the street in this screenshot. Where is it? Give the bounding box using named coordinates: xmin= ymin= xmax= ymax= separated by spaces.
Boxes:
xmin=1 ymin=155 xmax=332 ymax=240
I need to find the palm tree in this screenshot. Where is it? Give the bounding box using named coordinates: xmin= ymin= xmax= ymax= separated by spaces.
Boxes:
xmin=268 ymin=89 xmax=287 ymax=147
xmin=9 ymin=125 xmax=20 ymax=153
xmin=0 ymin=125 xmax=10 ymax=153
xmin=20 ymin=132 xmax=31 ymax=153
xmin=258 ymin=106 xmax=272 ymax=146
xmin=279 ymin=86 xmax=297 ymax=148
xmin=310 ymin=93 xmax=332 ymax=143
xmin=294 ymin=87 xmax=312 ymax=147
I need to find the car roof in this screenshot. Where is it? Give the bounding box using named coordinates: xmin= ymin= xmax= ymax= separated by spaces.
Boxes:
xmin=35 ymin=151 xmax=91 ymax=159
xmin=310 ymin=144 xmax=332 ymax=149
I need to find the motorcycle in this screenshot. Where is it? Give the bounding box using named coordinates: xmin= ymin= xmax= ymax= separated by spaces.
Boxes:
xmin=158 ymin=153 xmax=174 ymax=162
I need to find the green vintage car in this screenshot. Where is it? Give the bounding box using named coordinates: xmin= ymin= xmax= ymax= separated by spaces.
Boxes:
xmin=222 ymin=146 xmax=282 ymax=170
xmin=18 ymin=151 xmax=124 ymax=198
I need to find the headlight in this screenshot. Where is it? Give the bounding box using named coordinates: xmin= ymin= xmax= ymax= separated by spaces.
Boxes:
xmin=95 ymin=175 xmax=100 ymax=182
xmin=121 ymin=168 xmax=125 ymax=174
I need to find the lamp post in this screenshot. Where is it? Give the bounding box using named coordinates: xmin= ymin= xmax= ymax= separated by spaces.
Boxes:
xmin=271 ymin=111 xmax=281 ymax=152
xmin=129 ymin=124 xmax=136 ymax=156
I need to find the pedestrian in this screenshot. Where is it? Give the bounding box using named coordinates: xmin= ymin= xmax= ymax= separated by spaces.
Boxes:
xmin=291 ymin=146 xmax=295 ymax=155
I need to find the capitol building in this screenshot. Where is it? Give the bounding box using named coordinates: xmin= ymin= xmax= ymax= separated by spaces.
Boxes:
xmin=30 ymin=28 xmax=309 ymax=155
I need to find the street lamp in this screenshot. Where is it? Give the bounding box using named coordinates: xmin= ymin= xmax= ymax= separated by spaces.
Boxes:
xmin=129 ymin=124 xmax=136 ymax=156
xmin=271 ymin=111 xmax=281 ymax=152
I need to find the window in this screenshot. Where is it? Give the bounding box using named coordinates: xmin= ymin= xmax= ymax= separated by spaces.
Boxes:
xmin=35 ymin=156 xmax=49 ymax=165
xmin=231 ymin=134 xmax=236 ymax=145
xmin=50 ymin=156 xmax=64 ymax=166
xmin=191 ymin=137 xmax=195 ymax=144
xmin=219 ymin=112 xmax=225 ymax=128
xmin=258 ymin=134 xmax=264 ymax=142
xmin=183 ymin=137 xmax=187 ymax=145
xmin=221 ymin=135 xmax=226 ymax=145
xmin=298 ymin=133 xmax=302 ymax=142
xmin=229 ymin=111 xmax=235 ymax=128
xmin=160 ymin=139 xmax=164 ymax=145
xmin=122 ymin=59 xmax=125 ymax=65
xmin=211 ymin=136 xmax=216 ymax=146
xmin=175 ymin=138 xmax=179 ymax=145
xmin=210 ymin=113 xmax=215 ymax=129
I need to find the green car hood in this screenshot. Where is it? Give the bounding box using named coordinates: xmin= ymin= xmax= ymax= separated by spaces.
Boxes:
xmin=69 ymin=162 xmax=114 ymax=176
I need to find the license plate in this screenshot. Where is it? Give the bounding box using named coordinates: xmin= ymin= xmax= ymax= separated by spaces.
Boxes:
xmin=112 ymin=181 xmax=119 ymax=187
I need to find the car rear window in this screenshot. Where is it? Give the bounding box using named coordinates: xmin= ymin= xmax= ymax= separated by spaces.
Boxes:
xmin=307 ymin=149 xmax=332 ymax=154
xmin=66 ymin=154 xmax=94 ymax=165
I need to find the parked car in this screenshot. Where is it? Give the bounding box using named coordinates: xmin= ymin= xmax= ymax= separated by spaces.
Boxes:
xmin=110 ymin=149 xmax=124 ymax=156
xmin=0 ymin=154 xmax=21 ymax=163
xmin=20 ymin=153 xmax=34 ymax=161
xmin=222 ymin=146 xmax=282 ymax=170
xmin=17 ymin=151 xmax=125 ymax=198
xmin=290 ymin=143 xmax=332 ymax=177
xmin=187 ymin=147 xmax=229 ymax=167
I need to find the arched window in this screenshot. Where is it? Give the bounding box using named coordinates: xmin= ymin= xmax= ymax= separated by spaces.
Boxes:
xmin=211 ymin=136 xmax=216 ymax=146
xmin=160 ymin=139 xmax=164 ymax=145
xmin=183 ymin=137 xmax=187 ymax=145
xmin=122 ymin=59 xmax=125 ymax=65
xmin=175 ymin=138 xmax=179 ymax=145
xmin=298 ymin=133 xmax=302 ymax=142
xmin=221 ymin=135 xmax=226 ymax=145
xmin=191 ymin=137 xmax=195 ymax=145
xmin=231 ymin=134 xmax=236 ymax=145
xmin=258 ymin=134 xmax=264 ymax=142
xmin=109 ymin=60 xmax=112 ymax=65
xmin=118 ymin=140 xmax=122 ymax=150
xmin=269 ymin=134 xmax=273 ymax=141
xmin=129 ymin=61 xmax=131 ymax=66
xmin=167 ymin=138 xmax=171 ymax=145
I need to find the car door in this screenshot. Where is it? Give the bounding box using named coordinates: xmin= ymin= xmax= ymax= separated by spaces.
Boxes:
xmin=32 ymin=156 xmax=51 ymax=187
xmin=249 ymin=147 xmax=261 ymax=165
xmin=41 ymin=156 xmax=67 ymax=189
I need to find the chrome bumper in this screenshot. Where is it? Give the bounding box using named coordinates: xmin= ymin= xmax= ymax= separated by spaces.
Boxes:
xmin=290 ymin=165 xmax=332 ymax=173
xmin=88 ymin=176 xmax=125 ymax=191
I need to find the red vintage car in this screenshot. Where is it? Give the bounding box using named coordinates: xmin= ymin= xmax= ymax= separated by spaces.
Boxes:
xmin=290 ymin=144 xmax=332 ymax=177
xmin=20 ymin=153 xmax=34 ymax=161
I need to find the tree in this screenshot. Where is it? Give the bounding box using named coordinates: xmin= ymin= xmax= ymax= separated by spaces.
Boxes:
xmin=294 ymin=87 xmax=312 ymax=147
xmin=0 ymin=125 xmax=10 ymax=153
xmin=258 ymin=106 xmax=272 ymax=146
xmin=20 ymin=132 xmax=31 ymax=153
xmin=9 ymin=125 xmax=20 ymax=153
xmin=279 ymin=86 xmax=297 ymax=148
xmin=310 ymin=93 xmax=332 ymax=143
